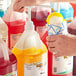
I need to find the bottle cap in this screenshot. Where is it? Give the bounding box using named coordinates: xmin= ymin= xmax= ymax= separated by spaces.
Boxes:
xmin=25 ymin=21 xmax=34 ymax=30
xmin=46 ymin=12 xmax=64 ymax=24
xmin=25 ymin=7 xmax=35 ymax=31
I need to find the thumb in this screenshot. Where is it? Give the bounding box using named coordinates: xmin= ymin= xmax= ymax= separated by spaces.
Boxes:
xmin=54 ymin=53 xmax=62 ymax=58
xmin=15 ymin=0 xmax=21 ymax=2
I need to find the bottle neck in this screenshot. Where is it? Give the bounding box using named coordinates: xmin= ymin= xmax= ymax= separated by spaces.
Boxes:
xmin=25 ymin=21 xmax=35 ymax=31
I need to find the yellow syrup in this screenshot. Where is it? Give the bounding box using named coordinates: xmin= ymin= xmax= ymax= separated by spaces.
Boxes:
xmin=12 ymin=45 xmax=48 ymax=76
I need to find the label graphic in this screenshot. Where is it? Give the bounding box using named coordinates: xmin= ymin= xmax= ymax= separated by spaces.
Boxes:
xmin=24 ymin=53 xmax=48 ymax=76
xmin=10 ymin=34 xmax=22 ymax=49
xmin=53 ymin=56 xmax=73 ymax=74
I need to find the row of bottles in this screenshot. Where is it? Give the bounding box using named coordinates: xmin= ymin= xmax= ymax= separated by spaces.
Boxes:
xmin=0 ymin=1 xmax=75 ymax=76
xmin=0 ymin=2 xmax=74 ymax=50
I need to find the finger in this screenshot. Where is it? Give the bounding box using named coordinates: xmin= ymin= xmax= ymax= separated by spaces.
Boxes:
xmin=15 ymin=0 xmax=21 ymax=2
xmin=48 ymin=48 xmax=56 ymax=53
xmin=59 ymin=35 xmax=66 ymax=39
xmin=20 ymin=0 xmax=37 ymax=6
xmin=18 ymin=7 xmax=24 ymax=12
xmin=13 ymin=0 xmax=36 ymax=12
xmin=54 ymin=53 xmax=62 ymax=58
xmin=46 ymin=35 xmax=58 ymax=42
xmin=13 ymin=1 xmax=25 ymax=12
xmin=47 ymin=42 xmax=56 ymax=48
xmin=13 ymin=2 xmax=22 ymax=12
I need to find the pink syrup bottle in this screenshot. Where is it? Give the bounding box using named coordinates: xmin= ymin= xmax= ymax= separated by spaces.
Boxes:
xmin=0 ymin=34 xmax=17 ymax=76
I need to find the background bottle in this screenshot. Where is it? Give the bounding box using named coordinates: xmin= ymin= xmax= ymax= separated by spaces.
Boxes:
xmin=70 ymin=3 xmax=76 ymax=17
xmin=0 ymin=34 xmax=17 ymax=76
xmin=3 ymin=0 xmax=27 ymax=50
xmin=0 ymin=18 xmax=8 ymax=43
xmin=31 ymin=7 xmax=51 ymax=38
xmin=50 ymin=2 xmax=74 ymax=23
xmin=68 ymin=17 xmax=76 ymax=76
xmin=0 ymin=0 xmax=8 ymax=17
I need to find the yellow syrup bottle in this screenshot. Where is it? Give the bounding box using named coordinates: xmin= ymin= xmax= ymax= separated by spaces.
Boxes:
xmin=12 ymin=7 xmax=48 ymax=76
xmin=12 ymin=45 xmax=47 ymax=76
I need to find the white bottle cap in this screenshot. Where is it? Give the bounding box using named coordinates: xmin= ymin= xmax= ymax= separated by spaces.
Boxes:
xmin=25 ymin=21 xmax=34 ymax=30
xmin=25 ymin=7 xmax=35 ymax=31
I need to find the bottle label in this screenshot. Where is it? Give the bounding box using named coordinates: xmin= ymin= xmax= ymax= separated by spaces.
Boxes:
xmin=24 ymin=53 xmax=48 ymax=76
xmin=4 ymin=71 xmax=17 ymax=76
xmin=10 ymin=34 xmax=22 ymax=49
xmin=53 ymin=56 xmax=73 ymax=75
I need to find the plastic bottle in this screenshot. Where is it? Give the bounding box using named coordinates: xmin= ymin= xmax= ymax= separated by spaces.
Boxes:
xmin=0 ymin=0 xmax=8 ymax=17
xmin=0 ymin=34 xmax=17 ymax=76
xmin=70 ymin=3 xmax=76 ymax=17
xmin=68 ymin=17 xmax=76 ymax=35
xmin=31 ymin=7 xmax=50 ymax=38
xmin=0 ymin=18 xmax=8 ymax=42
xmin=41 ymin=31 xmax=53 ymax=76
xmin=46 ymin=12 xmax=73 ymax=76
xmin=12 ymin=7 xmax=48 ymax=76
xmin=50 ymin=2 xmax=74 ymax=23
xmin=7 ymin=19 xmax=25 ymax=50
xmin=3 ymin=0 xmax=26 ymax=50
xmin=68 ymin=17 xmax=76 ymax=76
xmin=7 ymin=0 xmax=11 ymax=9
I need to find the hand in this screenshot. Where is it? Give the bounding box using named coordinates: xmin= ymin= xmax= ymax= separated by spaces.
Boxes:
xmin=13 ymin=0 xmax=37 ymax=12
xmin=13 ymin=0 xmax=75 ymax=12
xmin=47 ymin=35 xmax=76 ymax=57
